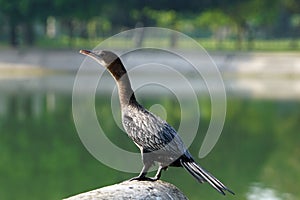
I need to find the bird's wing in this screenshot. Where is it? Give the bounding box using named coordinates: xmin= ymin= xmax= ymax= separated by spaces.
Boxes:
xmin=122 ymin=106 xmax=186 ymax=157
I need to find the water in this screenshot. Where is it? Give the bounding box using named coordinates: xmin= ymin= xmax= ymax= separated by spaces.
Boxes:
xmin=0 ymin=71 xmax=299 ymax=200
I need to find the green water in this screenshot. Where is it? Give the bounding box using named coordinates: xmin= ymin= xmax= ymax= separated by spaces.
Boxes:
xmin=0 ymin=91 xmax=299 ymax=200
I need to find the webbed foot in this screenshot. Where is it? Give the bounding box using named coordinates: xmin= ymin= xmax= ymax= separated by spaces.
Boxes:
xmin=129 ymin=175 xmax=158 ymax=181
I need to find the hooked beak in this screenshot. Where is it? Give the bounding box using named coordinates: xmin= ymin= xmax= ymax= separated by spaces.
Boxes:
xmin=79 ymin=49 xmax=94 ymax=56
xmin=79 ymin=49 xmax=91 ymax=55
xmin=79 ymin=49 xmax=107 ymax=67
xmin=79 ymin=49 xmax=100 ymax=61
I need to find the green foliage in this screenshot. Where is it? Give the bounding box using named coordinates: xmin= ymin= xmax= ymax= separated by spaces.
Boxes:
xmin=196 ymin=9 xmax=234 ymax=32
xmin=145 ymin=8 xmax=177 ymax=27
xmin=87 ymin=17 xmax=111 ymax=39
xmin=0 ymin=0 xmax=299 ymax=48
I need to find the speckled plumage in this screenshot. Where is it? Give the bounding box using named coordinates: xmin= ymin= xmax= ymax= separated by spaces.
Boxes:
xmin=122 ymin=102 xmax=188 ymax=162
xmin=79 ymin=49 xmax=234 ymax=195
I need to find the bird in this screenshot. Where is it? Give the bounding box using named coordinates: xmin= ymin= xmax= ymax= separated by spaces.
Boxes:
xmin=79 ymin=49 xmax=234 ymax=195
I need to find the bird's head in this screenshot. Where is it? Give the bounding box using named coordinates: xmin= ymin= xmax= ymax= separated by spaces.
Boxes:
xmin=79 ymin=49 xmax=119 ymax=68
xmin=80 ymin=49 xmax=127 ymax=81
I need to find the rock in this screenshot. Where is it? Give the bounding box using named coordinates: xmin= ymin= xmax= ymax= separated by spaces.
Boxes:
xmin=64 ymin=180 xmax=188 ymax=200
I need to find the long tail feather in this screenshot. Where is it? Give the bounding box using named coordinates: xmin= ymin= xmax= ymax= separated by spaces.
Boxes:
xmin=181 ymin=160 xmax=234 ymax=195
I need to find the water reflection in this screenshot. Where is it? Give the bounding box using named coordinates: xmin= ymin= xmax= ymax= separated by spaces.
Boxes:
xmin=0 ymin=73 xmax=299 ymax=99
xmin=247 ymin=183 xmax=293 ymax=200
xmin=0 ymin=90 xmax=57 ymax=120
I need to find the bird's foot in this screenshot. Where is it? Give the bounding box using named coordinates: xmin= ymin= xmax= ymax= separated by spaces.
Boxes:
xmin=129 ymin=176 xmax=159 ymax=182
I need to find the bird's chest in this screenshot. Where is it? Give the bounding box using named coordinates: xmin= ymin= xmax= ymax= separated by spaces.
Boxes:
xmin=122 ymin=113 xmax=150 ymax=137
xmin=122 ymin=111 xmax=161 ymax=145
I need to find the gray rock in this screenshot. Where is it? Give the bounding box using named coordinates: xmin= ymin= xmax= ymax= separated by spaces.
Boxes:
xmin=64 ymin=180 xmax=188 ymax=200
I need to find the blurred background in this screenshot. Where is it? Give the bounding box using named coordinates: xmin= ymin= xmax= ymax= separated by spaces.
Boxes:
xmin=0 ymin=0 xmax=300 ymax=200
xmin=0 ymin=0 xmax=299 ymax=49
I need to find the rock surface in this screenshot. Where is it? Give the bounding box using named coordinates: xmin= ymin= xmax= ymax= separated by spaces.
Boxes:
xmin=64 ymin=180 xmax=188 ymax=200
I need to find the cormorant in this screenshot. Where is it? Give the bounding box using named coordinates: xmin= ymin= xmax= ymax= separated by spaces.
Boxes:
xmin=79 ymin=49 xmax=234 ymax=195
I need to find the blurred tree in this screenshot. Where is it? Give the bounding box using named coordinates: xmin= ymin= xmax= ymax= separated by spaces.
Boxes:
xmin=53 ymin=0 xmax=93 ymax=46
xmin=143 ymin=9 xmax=180 ymax=47
xmin=196 ymin=9 xmax=234 ymax=49
xmin=0 ymin=0 xmax=22 ymax=46
xmin=281 ymin=0 xmax=300 ymax=48
xmin=242 ymin=0 xmax=280 ymax=48
xmin=0 ymin=0 xmax=53 ymax=46
xmin=87 ymin=16 xmax=111 ymax=39
xmin=0 ymin=0 xmax=298 ymax=48
xmin=213 ymin=0 xmax=280 ymax=49
xmin=221 ymin=0 xmax=257 ymax=49
xmin=147 ymin=9 xmax=177 ymax=27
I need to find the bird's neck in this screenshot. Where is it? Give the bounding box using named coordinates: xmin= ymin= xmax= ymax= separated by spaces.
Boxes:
xmin=116 ymin=75 xmax=137 ymax=108
xmin=107 ymin=60 xmax=137 ymax=108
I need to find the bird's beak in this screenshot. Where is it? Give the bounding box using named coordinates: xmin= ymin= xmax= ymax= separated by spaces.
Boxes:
xmin=79 ymin=49 xmax=100 ymax=61
xmin=79 ymin=49 xmax=102 ymax=64
xmin=79 ymin=49 xmax=107 ymax=67
xmin=79 ymin=49 xmax=91 ymax=55
xmin=79 ymin=49 xmax=95 ymax=56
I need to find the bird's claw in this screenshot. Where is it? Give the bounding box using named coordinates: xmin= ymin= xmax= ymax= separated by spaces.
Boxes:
xmin=129 ymin=176 xmax=159 ymax=182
